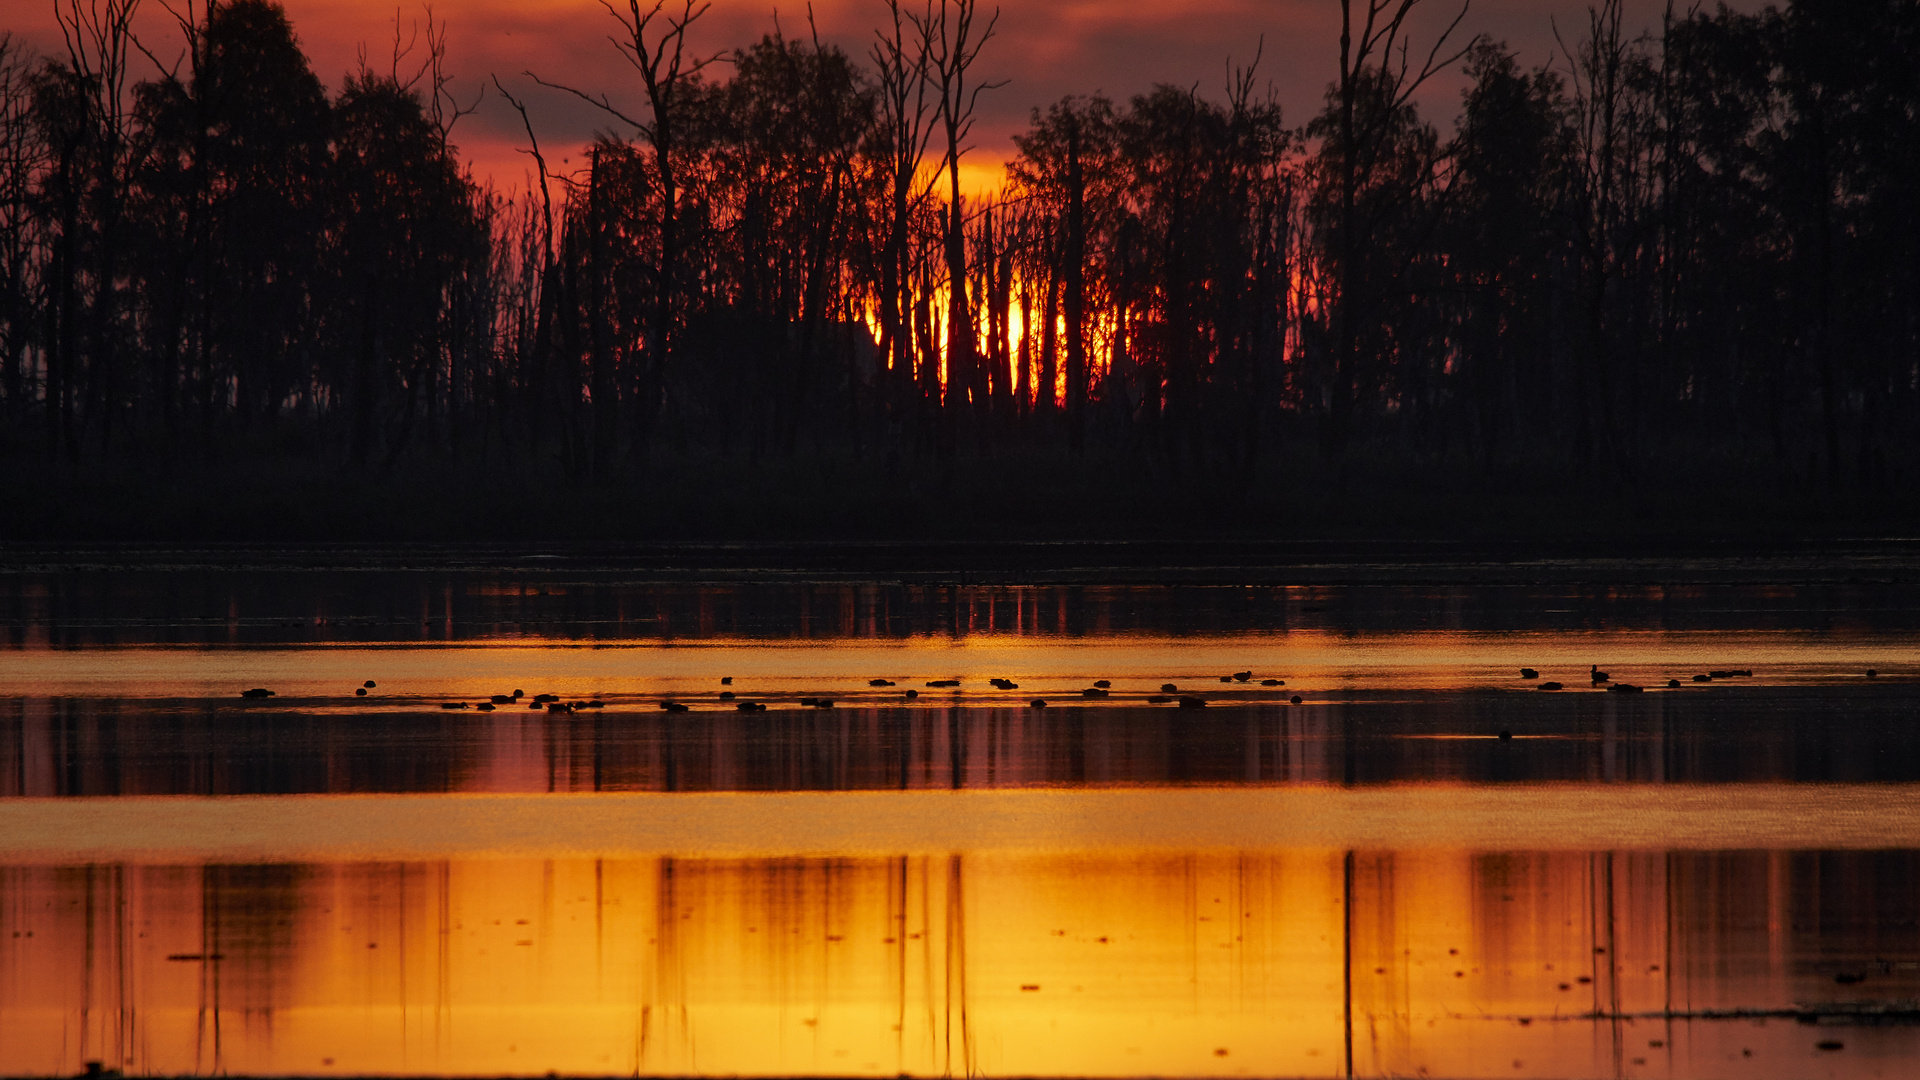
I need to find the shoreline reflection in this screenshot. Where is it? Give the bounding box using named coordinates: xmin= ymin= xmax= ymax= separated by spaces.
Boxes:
xmin=8 ymin=691 xmax=1920 ymax=797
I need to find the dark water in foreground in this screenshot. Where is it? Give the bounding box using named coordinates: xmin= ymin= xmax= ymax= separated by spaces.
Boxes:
xmin=3 ymin=570 xmax=1920 ymax=1077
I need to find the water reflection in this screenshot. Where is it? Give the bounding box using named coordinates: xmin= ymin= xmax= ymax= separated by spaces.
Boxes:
xmin=5 ymin=569 xmax=1918 ymax=1078
xmin=7 ymin=689 xmax=1920 ymax=796
xmin=5 ymin=848 xmax=1917 ymax=1078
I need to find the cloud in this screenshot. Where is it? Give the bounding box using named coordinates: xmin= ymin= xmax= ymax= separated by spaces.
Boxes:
xmin=5 ymin=0 xmax=1744 ymax=193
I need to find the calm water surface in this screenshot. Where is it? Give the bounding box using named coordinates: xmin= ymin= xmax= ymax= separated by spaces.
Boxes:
xmin=4 ymin=572 xmax=1920 ymax=1077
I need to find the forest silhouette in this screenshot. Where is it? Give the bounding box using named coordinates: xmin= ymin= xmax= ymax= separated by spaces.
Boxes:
xmin=1 ymin=0 xmax=1917 ymax=542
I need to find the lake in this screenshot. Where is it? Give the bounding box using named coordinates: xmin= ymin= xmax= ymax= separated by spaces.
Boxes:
xmin=3 ymin=551 xmax=1918 ymax=1077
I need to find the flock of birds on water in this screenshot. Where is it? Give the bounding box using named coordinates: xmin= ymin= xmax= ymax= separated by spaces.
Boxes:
xmin=230 ymin=664 xmax=1890 ymax=715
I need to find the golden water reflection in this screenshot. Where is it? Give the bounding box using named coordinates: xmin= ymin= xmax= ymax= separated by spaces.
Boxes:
xmin=6 ymin=846 xmax=1918 ymax=1077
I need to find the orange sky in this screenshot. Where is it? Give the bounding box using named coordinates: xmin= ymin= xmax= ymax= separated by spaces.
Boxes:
xmin=8 ymin=0 xmax=1710 ymax=196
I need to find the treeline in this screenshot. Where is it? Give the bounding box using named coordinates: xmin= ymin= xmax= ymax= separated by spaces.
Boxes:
xmin=1 ymin=0 xmax=1917 ymax=502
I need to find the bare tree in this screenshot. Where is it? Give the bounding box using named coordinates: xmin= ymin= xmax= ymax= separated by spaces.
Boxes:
xmin=48 ymin=0 xmax=143 ymax=457
xmin=0 ymin=33 xmax=41 ymax=418
xmin=920 ymin=0 xmax=1003 ymax=423
xmin=1323 ymin=0 xmax=1479 ymax=462
xmin=529 ymin=0 xmax=721 ymax=453
xmin=870 ymin=0 xmax=939 ymax=413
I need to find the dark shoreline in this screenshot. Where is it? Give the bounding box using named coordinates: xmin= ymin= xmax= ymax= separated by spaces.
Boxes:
xmin=5 ymin=536 xmax=1920 ymax=586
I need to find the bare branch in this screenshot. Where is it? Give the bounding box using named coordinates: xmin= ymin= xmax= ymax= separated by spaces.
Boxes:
xmin=522 ymin=70 xmax=649 ymax=133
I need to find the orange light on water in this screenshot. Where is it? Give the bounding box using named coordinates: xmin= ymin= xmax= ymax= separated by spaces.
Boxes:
xmin=8 ymin=813 xmax=1911 ymax=1078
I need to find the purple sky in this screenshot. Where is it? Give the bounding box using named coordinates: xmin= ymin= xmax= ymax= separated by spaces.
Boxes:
xmin=8 ymin=0 xmax=1746 ymax=192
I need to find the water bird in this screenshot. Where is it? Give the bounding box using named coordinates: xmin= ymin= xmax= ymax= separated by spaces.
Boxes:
xmin=719 ymin=691 xmax=736 ymax=700
xmin=1093 ymin=680 xmax=1111 ymax=688
xmin=1082 ymin=688 xmax=1109 ymax=698
xmin=1668 ymin=679 xmax=1681 ymax=688
xmin=441 ymin=702 xmax=468 ymax=710
xmin=1179 ymin=696 xmax=1208 ymax=709
xmin=1261 ymin=679 xmax=1284 ymax=687
xmin=534 ymin=693 xmax=558 ymax=703
xmin=662 ymin=702 xmax=689 ymax=713
xmin=735 ymin=701 xmax=766 ymax=712
xmin=1232 ymin=671 xmax=1252 ymax=682
xmin=528 ymin=701 xmax=542 ymax=709
xmin=927 ymin=679 xmax=960 ymax=688
xmin=869 ymin=679 xmax=895 ymax=687
xmin=1590 ymin=666 xmax=1609 ymax=684
xmin=546 ymin=702 xmax=573 ymax=713
xmin=1609 ymin=683 xmax=1644 ymax=694
xmin=490 ymin=695 xmax=515 ymax=704
xmin=1161 ymin=683 xmax=1179 ymax=693
xmin=356 ymin=688 xmax=368 ymax=696
xmin=1029 ymin=699 xmax=1047 ymax=708
xmin=1708 ymin=669 xmax=1752 ymax=678
xmin=1520 ymin=668 xmax=1538 ymax=679
xmin=990 ymin=678 xmax=1018 ymax=689
xmin=1289 ymin=695 xmax=1302 ymax=704
xmin=1147 ymin=695 xmax=1172 ymax=704
xmin=904 ymin=689 xmax=919 ymax=698
xmin=1219 ymin=676 xmax=1233 ymax=683
xmin=1693 ymin=674 xmax=1712 ymax=682
xmin=364 ymin=680 xmax=377 ymax=688
xmin=477 ymin=703 xmax=495 ymax=711
xmin=721 ymin=677 xmax=733 ymax=685
xmin=240 ymin=688 xmax=275 ymax=698
xmin=582 ymin=700 xmax=604 ymax=709
xmin=1498 ymin=730 xmax=1512 ymax=740
xmin=1867 ymin=669 xmax=1879 ymax=679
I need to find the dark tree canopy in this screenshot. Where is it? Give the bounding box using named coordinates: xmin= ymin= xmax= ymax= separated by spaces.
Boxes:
xmin=0 ymin=0 xmax=1916 ymax=538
